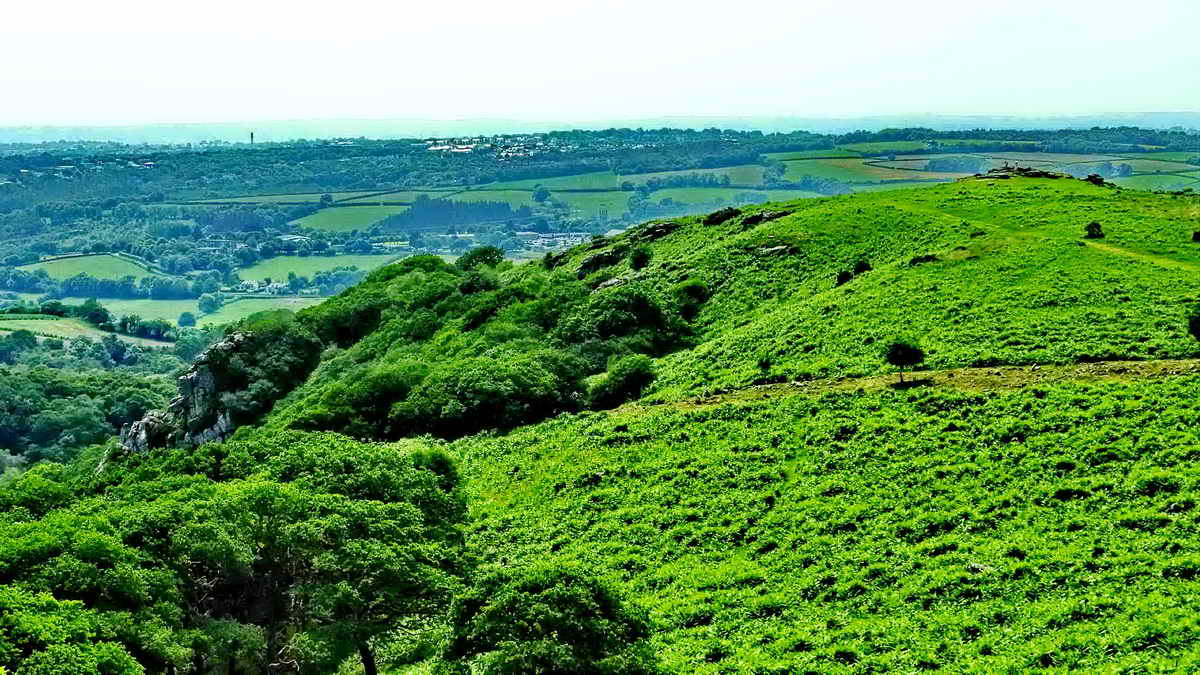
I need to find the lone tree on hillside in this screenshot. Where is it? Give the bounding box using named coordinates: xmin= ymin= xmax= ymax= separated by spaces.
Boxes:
xmin=532 ymin=185 xmax=551 ymax=203
xmin=1188 ymin=310 xmax=1200 ymax=344
xmin=885 ymin=339 xmax=925 ymax=384
xmin=1084 ymin=221 xmax=1105 ymax=239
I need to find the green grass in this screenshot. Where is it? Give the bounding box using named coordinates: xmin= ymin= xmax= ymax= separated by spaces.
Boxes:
xmin=63 ymin=297 xmax=199 ymax=323
xmin=850 ymin=181 xmax=946 ymax=193
xmin=782 ymin=158 xmax=963 ymax=183
xmin=455 ymin=373 xmax=1200 ymax=672
xmin=1114 ymin=174 xmax=1200 ymax=191
xmin=651 ymin=187 xmax=821 ymax=204
xmin=196 ymin=191 xmax=389 ymax=204
xmin=763 ymin=149 xmax=860 ymax=160
xmin=18 ymin=254 xmax=163 ymax=280
xmin=1119 ymin=151 xmax=1199 ymax=163
xmin=489 ymin=172 xmax=622 ymax=191
xmin=1120 ymin=159 xmax=1200 ymax=173
xmin=291 ymin=206 xmax=408 ymax=232
xmin=341 ymin=190 xmax=464 ymax=204
xmin=0 ymin=316 xmax=169 ymax=345
xmin=555 ymin=191 xmax=634 ymax=218
xmin=837 ymin=140 xmax=929 ymax=154
xmin=238 ymin=254 xmax=400 ymax=281
xmin=623 ymin=164 xmax=767 ymax=186
xmin=452 ymin=190 xmax=539 ymax=208
xmin=198 ymin=297 xmax=325 ymax=326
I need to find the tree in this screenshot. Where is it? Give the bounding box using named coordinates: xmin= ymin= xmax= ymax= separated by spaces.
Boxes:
xmin=198 ymin=292 xmax=224 ymax=314
xmin=884 ymin=339 xmax=925 ymax=384
xmin=439 ymin=565 xmax=661 ymax=675
xmin=1084 ymin=221 xmax=1105 ymax=239
xmin=1188 ymin=309 xmax=1200 ymax=344
xmin=532 ymin=185 xmax=551 ymax=203
xmin=589 ymin=354 xmax=655 ymax=409
xmin=178 ymin=311 xmax=197 ymax=327
xmin=455 ymin=246 xmax=505 ymax=272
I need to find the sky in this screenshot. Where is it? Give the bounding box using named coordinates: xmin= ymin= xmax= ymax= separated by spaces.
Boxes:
xmin=2 ymin=0 xmax=1197 ymax=127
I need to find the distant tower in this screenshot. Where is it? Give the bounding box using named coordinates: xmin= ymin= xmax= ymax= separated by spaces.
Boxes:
xmin=250 ymin=131 xmax=255 ymax=145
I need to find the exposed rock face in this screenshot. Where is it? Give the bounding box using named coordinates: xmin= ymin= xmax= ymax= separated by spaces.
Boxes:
xmin=120 ymin=333 xmax=249 ymax=453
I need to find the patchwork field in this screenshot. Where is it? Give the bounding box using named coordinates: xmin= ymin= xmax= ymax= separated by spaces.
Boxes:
xmin=653 ymin=187 xmax=822 ymax=205
xmin=290 ymin=206 xmax=408 ymax=232
xmin=782 ymin=158 xmax=963 ymax=183
xmin=237 ymin=254 xmax=399 ymax=281
xmin=556 ymin=191 xmax=635 ymax=218
xmin=340 ymin=189 xmax=463 ymax=204
xmin=198 ymin=297 xmax=325 ymax=326
xmin=18 ymin=253 xmax=162 ymax=280
xmin=0 ymin=316 xmax=171 ymax=346
xmin=1114 ymin=174 xmax=1200 ymax=191
xmin=764 ymin=149 xmax=861 ymax=160
xmin=489 ymin=171 xmax=622 ymax=190
xmin=625 ymin=164 xmax=768 ymax=186
xmin=196 ymin=191 xmax=390 ymax=204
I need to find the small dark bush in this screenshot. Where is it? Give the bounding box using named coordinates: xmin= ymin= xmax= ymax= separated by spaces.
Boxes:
xmin=589 ymin=354 xmax=656 ymax=409
xmin=629 ymin=246 xmax=652 ymax=270
xmin=704 ymin=207 xmax=741 ymax=225
xmin=1084 ymin=222 xmax=1105 ymax=239
xmin=835 ymin=270 xmax=854 ymax=287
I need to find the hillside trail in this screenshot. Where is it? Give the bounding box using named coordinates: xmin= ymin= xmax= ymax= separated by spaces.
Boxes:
xmin=625 ymin=358 xmax=1200 ymax=415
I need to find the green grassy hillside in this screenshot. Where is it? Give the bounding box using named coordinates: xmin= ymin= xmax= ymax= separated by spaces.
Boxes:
xmin=7 ymin=175 xmax=1200 ymax=673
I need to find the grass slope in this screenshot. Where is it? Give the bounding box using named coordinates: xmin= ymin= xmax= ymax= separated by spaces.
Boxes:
xmin=237 ymin=254 xmax=400 ymax=281
xmin=291 ymin=206 xmax=409 ymax=232
xmin=18 ymin=254 xmax=162 ymax=280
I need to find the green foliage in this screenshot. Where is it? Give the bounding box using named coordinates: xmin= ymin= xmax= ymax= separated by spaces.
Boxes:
xmin=884 ymin=339 xmax=925 ymax=381
xmin=589 ymin=355 xmax=656 ymax=409
xmin=439 ymin=565 xmax=661 ymax=675
xmin=456 ymin=246 xmax=506 ymax=272
xmin=629 ymin=246 xmax=652 ymax=271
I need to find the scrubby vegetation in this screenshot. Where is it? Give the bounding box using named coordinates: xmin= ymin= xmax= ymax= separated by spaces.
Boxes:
xmin=6 ymin=174 xmax=1200 ymax=672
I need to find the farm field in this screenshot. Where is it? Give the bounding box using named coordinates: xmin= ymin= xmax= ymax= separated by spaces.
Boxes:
xmin=0 ymin=316 xmax=170 ymax=346
xmin=652 ymin=187 xmax=821 ymax=205
xmin=237 ymin=254 xmax=399 ymax=281
xmin=1119 ymin=151 xmax=1197 ymax=162
xmin=1113 ymin=174 xmax=1200 ymax=191
xmin=340 ymin=190 xmax=463 ymax=204
xmin=489 ymin=171 xmax=622 ymax=190
xmin=196 ymin=191 xmax=389 ymax=204
xmin=838 ymin=140 xmax=929 ymax=153
xmin=764 ymin=149 xmax=860 ymax=160
xmin=18 ymin=253 xmax=162 ymax=280
xmin=555 ymin=191 xmax=634 ymax=218
xmin=850 ymin=181 xmax=944 ymax=193
xmin=1116 ymin=158 xmax=1200 ymax=173
xmin=198 ymin=297 xmax=325 ymax=326
xmin=290 ymin=205 xmax=407 ymax=232
xmin=624 ymin=164 xmax=767 ymax=186
xmin=452 ymin=190 xmax=539 ymax=208
xmin=782 ymin=158 xmax=964 ymax=183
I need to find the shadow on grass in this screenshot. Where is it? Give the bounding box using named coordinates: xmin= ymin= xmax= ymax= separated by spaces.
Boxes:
xmin=888 ymin=377 xmax=934 ymax=390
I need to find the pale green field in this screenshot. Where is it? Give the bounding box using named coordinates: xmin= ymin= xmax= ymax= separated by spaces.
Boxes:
xmin=19 ymin=254 xmax=162 ymax=280
xmin=238 ymin=254 xmax=399 ymax=281
xmin=1113 ymin=174 xmax=1200 ymax=191
xmin=1119 ymin=159 xmax=1200 ymax=173
xmin=935 ymin=138 xmax=1040 ymax=147
xmin=291 ymin=206 xmax=408 ymax=232
xmin=763 ymin=149 xmax=860 ymax=160
xmin=650 ymin=187 xmax=821 ymax=204
xmin=199 ymin=297 xmax=325 ymax=326
xmin=623 ymin=164 xmax=767 ymax=186
xmin=838 ymin=140 xmax=928 ymax=153
xmin=197 ymin=191 xmax=388 ymax=204
xmin=555 ymin=191 xmax=633 ymax=218
xmin=341 ymin=190 xmax=464 ymax=204
xmin=61 ymin=298 xmax=198 ymax=323
xmin=0 ymin=317 xmax=170 ymax=346
xmin=783 ymin=158 xmax=964 ymax=183
xmin=984 ymin=152 xmax=1124 ymax=164
xmin=488 ymin=171 xmax=622 ymax=191
xmin=850 ymin=181 xmax=947 ymax=193
xmin=1120 ymin=151 xmax=1199 ymax=162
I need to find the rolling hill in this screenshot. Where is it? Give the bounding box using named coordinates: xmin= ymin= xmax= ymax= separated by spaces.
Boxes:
xmin=6 ymin=173 xmax=1200 ymax=673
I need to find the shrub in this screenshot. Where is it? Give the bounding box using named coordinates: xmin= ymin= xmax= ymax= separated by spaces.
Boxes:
xmin=1084 ymin=221 xmax=1105 ymax=239
xmin=673 ymin=279 xmax=710 ymax=321
xmin=704 ymin=207 xmax=740 ymax=226
xmin=589 ymin=354 xmax=656 ymax=409
xmin=456 ymin=246 xmax=505 ymax=272
xmin=629 ymin=246 xmax=652 ymax=270
xmin=438 ymin=565 xmax=662 ymax=675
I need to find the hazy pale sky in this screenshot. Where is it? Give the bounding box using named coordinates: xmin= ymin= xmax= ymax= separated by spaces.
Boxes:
xmin=2 ymin=0 xmax=1197 ymax=126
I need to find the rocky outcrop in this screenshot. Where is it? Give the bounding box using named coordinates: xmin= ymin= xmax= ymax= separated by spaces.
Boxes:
xmin=120 ymin=333 xmax=249 ymax=453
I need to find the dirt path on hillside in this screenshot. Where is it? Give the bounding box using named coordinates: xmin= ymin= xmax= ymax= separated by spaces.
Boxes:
xmin=622 ymin=359 xmax=1200 ymax=415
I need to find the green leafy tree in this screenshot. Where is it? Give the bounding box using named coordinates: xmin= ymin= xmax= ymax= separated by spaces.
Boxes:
xmin=589 ymin=354 xmax=655 ymax=409
xmin=884 ymin=339 xmax=925 ymax=384
xmin=178 ymin=311 xmax=197 ymax=327
xmin=439 ymin=565 xmax=661 ymax=675
xmin=456 ymin=246 xmax=505 ymax=272
xmin=532 ymin=186 xmax=551 ymax=203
